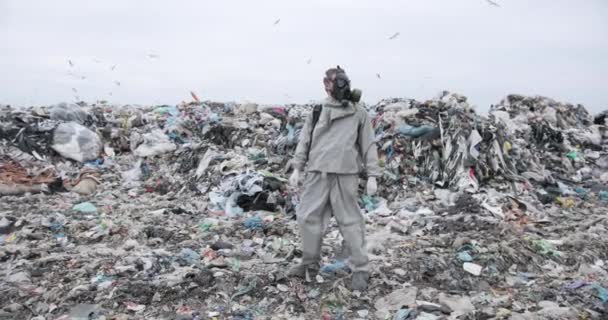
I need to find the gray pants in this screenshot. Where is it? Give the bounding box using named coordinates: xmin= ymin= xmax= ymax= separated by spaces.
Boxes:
xmin=296 ymin=172 xmax=369 ymax=272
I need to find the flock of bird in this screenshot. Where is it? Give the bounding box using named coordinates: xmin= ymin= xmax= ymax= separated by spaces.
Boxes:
xmin=66 ymin=0 xmax=499 ymax=102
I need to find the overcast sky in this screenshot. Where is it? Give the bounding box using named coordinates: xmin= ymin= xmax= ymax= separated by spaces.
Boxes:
xmin=1 ymin=0 xmax=607 ymax=112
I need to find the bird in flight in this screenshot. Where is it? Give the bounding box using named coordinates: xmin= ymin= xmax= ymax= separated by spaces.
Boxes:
xmin=273 ymin=19 xmax=281 ymax=26
xmin=190 ymin=91 xmax=200 ymax=102
xmin=306 ymin=58 xmax=312 ymax=65
xmin=388 ymin=32 xmax=400 ymax=40
xmin=68 ymin=60 xmax=74 ymax=67
xmin=376 ymin=73 xmax=382 ymax=79
xmin=114 ymin=81 xmax=121 ymax=86
xmin=110 ymin=65 xmax=116 ymax=71
xmin=486 ymin=0 xmax=500 ymax=7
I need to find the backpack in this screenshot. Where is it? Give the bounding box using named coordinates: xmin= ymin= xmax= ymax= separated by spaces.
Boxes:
xmin=306 ymin=104 xmax=323 ymax=161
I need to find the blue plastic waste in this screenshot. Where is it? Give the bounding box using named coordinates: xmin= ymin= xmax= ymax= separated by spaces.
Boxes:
xmin=361 ymin=195 xmax=380 ymax=211
xmin=154 ymin=105 xmax=179 ymax=116
xmin=208 ymin=113 xmax=221 ymax=123
xmin=574 ymin=187 xmax=588 ymax=199
xmin=244 ymin=217 xmax=264 ymax=230
xmin=397 ymin=125 xmax=438 ymax=138
xmin=393 ymin=308 xmax=414 ymax=320
xmin=179 ymin=248 xmax=201 ymax=266
xmin=320 ymin=260 xmax=349 ymax=274
xmin=457 ymin=251 xmax=473 ymax=262
xmin=286 ymin=124 xmax=296 ymax=141
xmin=591 ymin=283 xmax=608 ymax=302
xmin=72 ymin=202 xmax=98 ymax=214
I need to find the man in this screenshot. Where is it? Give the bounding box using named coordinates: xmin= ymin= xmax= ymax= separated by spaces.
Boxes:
xmin=288 ymin=66 xmax=380 ymax=291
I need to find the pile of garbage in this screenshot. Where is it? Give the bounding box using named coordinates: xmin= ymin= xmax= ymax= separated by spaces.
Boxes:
xmin=489 ymin=95 xmax=608 ymax=201
xmin=372 ymin=92 xmax=504 ymax=194
xmin=1 ymin=93 xmax=607 ymax=319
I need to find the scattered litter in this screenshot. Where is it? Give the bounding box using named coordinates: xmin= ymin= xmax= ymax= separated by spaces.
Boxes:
xmin=565 ymin=279 xmax=588 ymax=290
xmin=374 ymin=287 xmax=417 ymax=319
xmin=178 ymin=248 xmax=201 ymax=266
xmin=320 ymin=260 xmax=350 ymax=274
xmin=72 ymin=202 xmax=97 ymax=213
xmin=133 ymin=129 xmax=176 ymax=157
xmin=457 ymin=251 xmax=473 ymax=262
xmin=438 ymin=293 xmax=475 ymax=316
xmin=125 ymin=302 xmax=146 ymax=313
xmin=393 ymin=308 xmax=415 ymax=320
xmin=0 ymin=92 xmax=606 ymax=319
xmin=591 ymin=283 xmax=608 ymax=303
xmin=243 ymin=216 xmax=264 ymax=230
xmin=463 ymin=262 xmax=483 ymax=276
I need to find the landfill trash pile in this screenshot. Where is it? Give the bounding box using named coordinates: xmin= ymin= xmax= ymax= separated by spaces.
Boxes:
xmin=489 ymin=95 xmax=608 ymax=199
xmin=372 ymin=91 xmax=508 ymax=195
xmin=1 ymin=94 xmax=607 ymax=320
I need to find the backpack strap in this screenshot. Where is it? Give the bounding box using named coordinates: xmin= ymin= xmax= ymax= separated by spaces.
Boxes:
xmin=306 ymin=104 xmax=323 ymax=161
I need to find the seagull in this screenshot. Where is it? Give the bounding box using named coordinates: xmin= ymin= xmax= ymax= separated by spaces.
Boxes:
xmin=147 ymin=53 xmax=159 ymax=59
xmin=190 ymin=91 xmax=200 ymax=102
xmin=68 ymin=60 xmax=74 ymax=67
xmin=486 ymin=0 xmax=500 ymax=7
xmin=68 ymin=71 xmax=86 ymax=80
xmin=110 ymin=65 xmax=116 ymax=71
xmin=306 ymin=58 xmax=312 ymax=65
xmin=388 ymin=32 xmax=400 ymax=40
xmin=72 ymin=88 xmax=78 ymax=93
xmin=114 ymin=81 xmax=121 ymax=86
xmin=273 ymin=19 xmax=281 ymax=26
xmin=376 ymin=73 xmax=382 ymax=79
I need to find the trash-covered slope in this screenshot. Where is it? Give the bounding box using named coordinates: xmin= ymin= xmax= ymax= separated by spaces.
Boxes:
xmin=1 ymin=93 xmax=607 ymax=319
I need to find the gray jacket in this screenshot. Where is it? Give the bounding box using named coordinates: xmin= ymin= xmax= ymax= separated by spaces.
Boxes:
xmin=293 ymin=98 xmax=381 ymax=177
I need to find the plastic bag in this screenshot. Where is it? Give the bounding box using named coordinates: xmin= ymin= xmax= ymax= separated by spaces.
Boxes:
xmin=121 ymin=159 xmax=143 ymax=188
xmin=52 ymin=122 xmax=102 ymax=162
xmin=133 ymin=130 xmax=176 ymax=157
xmin=50 ymin=102 xmax=88 ymax=124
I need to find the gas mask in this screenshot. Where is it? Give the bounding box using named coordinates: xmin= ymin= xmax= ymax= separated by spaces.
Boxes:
xmin=332 ymin=70 xmax=351 ymax=101
xmin=324 ymin=66 xmax=362 ymax=103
